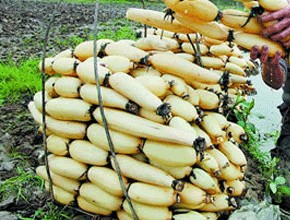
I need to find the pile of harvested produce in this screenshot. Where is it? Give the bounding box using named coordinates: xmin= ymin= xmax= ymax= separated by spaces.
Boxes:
xmin=28 ymin=0 xmax=288 ymax=219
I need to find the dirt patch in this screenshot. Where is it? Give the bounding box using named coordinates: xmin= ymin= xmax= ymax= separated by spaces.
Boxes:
xmin=0 ymin=0 xmax=163 ymax=63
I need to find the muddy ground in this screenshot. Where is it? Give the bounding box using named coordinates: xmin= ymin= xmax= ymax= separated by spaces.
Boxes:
xmin=0 ymin=0 xmax=268 ymax=219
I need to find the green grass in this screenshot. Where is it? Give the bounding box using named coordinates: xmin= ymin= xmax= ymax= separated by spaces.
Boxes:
xmin=68 ymin=18 xmax=139 ymax=41
xmin=19 ymin=202 xmax=75 ymax=220
xmin=96 ymin=23 xmax=137 ymax=41
xmin=44 ymin=0 xmax=242 ymax=9
xmin=211 ymin=0 xmax=244 ymax=9
xmin=229 ymin=96 xmax=276 ymax=176
xmin=45 ymin=0 xmax=149 ymax=4
xmin=55 ymin=35 xmax=85 ymax=48
xmin=8 ymin=147 xmax=30 ymax=165
xmin=228 ymin=95 xmax=290 ymax=200
xmin=97 ymin=0 xmax=161 ymax=4
xmin=0 ymin=167 xmax=44 ymax=202
xmin=54 ymin=19 xmax=137 ymax=48
xmin=0 ymin=18 xmax=136 ymax=106
xmin=0 ymin=59 xmax=42 ymax=105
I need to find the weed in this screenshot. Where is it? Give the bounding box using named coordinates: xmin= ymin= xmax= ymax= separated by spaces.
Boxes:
xmin=18 ymin=202 xmax=75 ymax=220
xmin=211 ymin=0 xmax=244 ymax=10
xmin=97 ymin=0 xmax=161 ymax=4
xmin=45 ymin=0 xmax=147 ymax=4
xmin=96 ymin=20 xmax=137 ymax=41
xmin=270 ymin=176 xmax=286 ymax=194
xmin=55 ymin=35 xmax=85 ymax=48
xmin=227 ymin=94 xmax=290 ymax=201
xmin=44 ymin=0 xmax=242 ymax=8
xmin=52 ymin=19 xmax=137 ymax=47
xmin=63 ymin=0 xmax=95 ymax=2
xmin=0 ymin=59 xmax=42 ymax=105
xmin=8 ymin=147 xmax=29 ymax=162
xmin=0 ymin=167 xmax=44 ymax=202
xmin=52 ymin=0 xmax=244 ymax=9
xmin=276 ymin=184 xmax=290 ymax=201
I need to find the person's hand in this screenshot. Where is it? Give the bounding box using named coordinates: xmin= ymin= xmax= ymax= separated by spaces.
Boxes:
xmin=250 ymin=45 xmax=286 ymax=90
xmin=258 ymin=4 xmax=290 ymax=47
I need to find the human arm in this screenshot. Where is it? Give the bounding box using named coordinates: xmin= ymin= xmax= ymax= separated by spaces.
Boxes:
xmin=250 ymin=45 xmax=287 ymax=90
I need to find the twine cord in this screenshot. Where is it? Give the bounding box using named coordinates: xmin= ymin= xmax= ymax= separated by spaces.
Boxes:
xmin=40 ymin=1 xmax=105 ymax=217
xmin=194 ymin=33 xmax=203 ymax=67
xmin=140 ymin=0 xmax=147 ymax=37
xmin=92 ymin=1 xmax=138 ymax=220
xmin=187 ymin=34 xmax=203 ymax=67
xmin=41 ymin=0 xmax=64 ymax=202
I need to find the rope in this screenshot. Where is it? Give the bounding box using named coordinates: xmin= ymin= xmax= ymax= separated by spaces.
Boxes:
xmin=140 ymin=0 xmax=147 ymax=37
xmin=194 ymin=33 xmax=203 ymax=67
xmin=92 ymin=1 xmax=138 ymax=220
xmin=40 ymin=0 xmax=64 ymax=202
xmin=187 ymin=34 xmax=203 ymax=67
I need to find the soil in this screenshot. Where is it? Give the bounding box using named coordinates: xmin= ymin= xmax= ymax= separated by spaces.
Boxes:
xmin=0 ymin=0 xmax=266 ymax=219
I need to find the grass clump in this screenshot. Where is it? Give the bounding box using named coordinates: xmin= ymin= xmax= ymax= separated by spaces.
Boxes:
xmin=228 ymin=95 xmax=290 ymax=200
xmin=55 ymin=35 xmax=85 ymax=48
xmin=0 ymin=59 xmax=42 ymax=105
xmin=96 ymin=19 xmax=138 ymax=41
xmin=53 ymin=19 xmax=137 ymax=48
xmin=97 ymin=26 xmax=137 ymax=41
xmin=8 ymin=146 xmax=30 ymax=166
xmin=47 ymin=0 xmax=148 ymax=4
xmin=46 ymin=0 xmax=242 ymax=8
xmin=0 ymin=167 xmax=44 ymax=202
xmin=212 ymin=0 xmax=244 ymax=10
xmin=0 ymin=59 xmax=41 ymax=105
xmin=19 ymin=202 xmax=75 ymax=220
